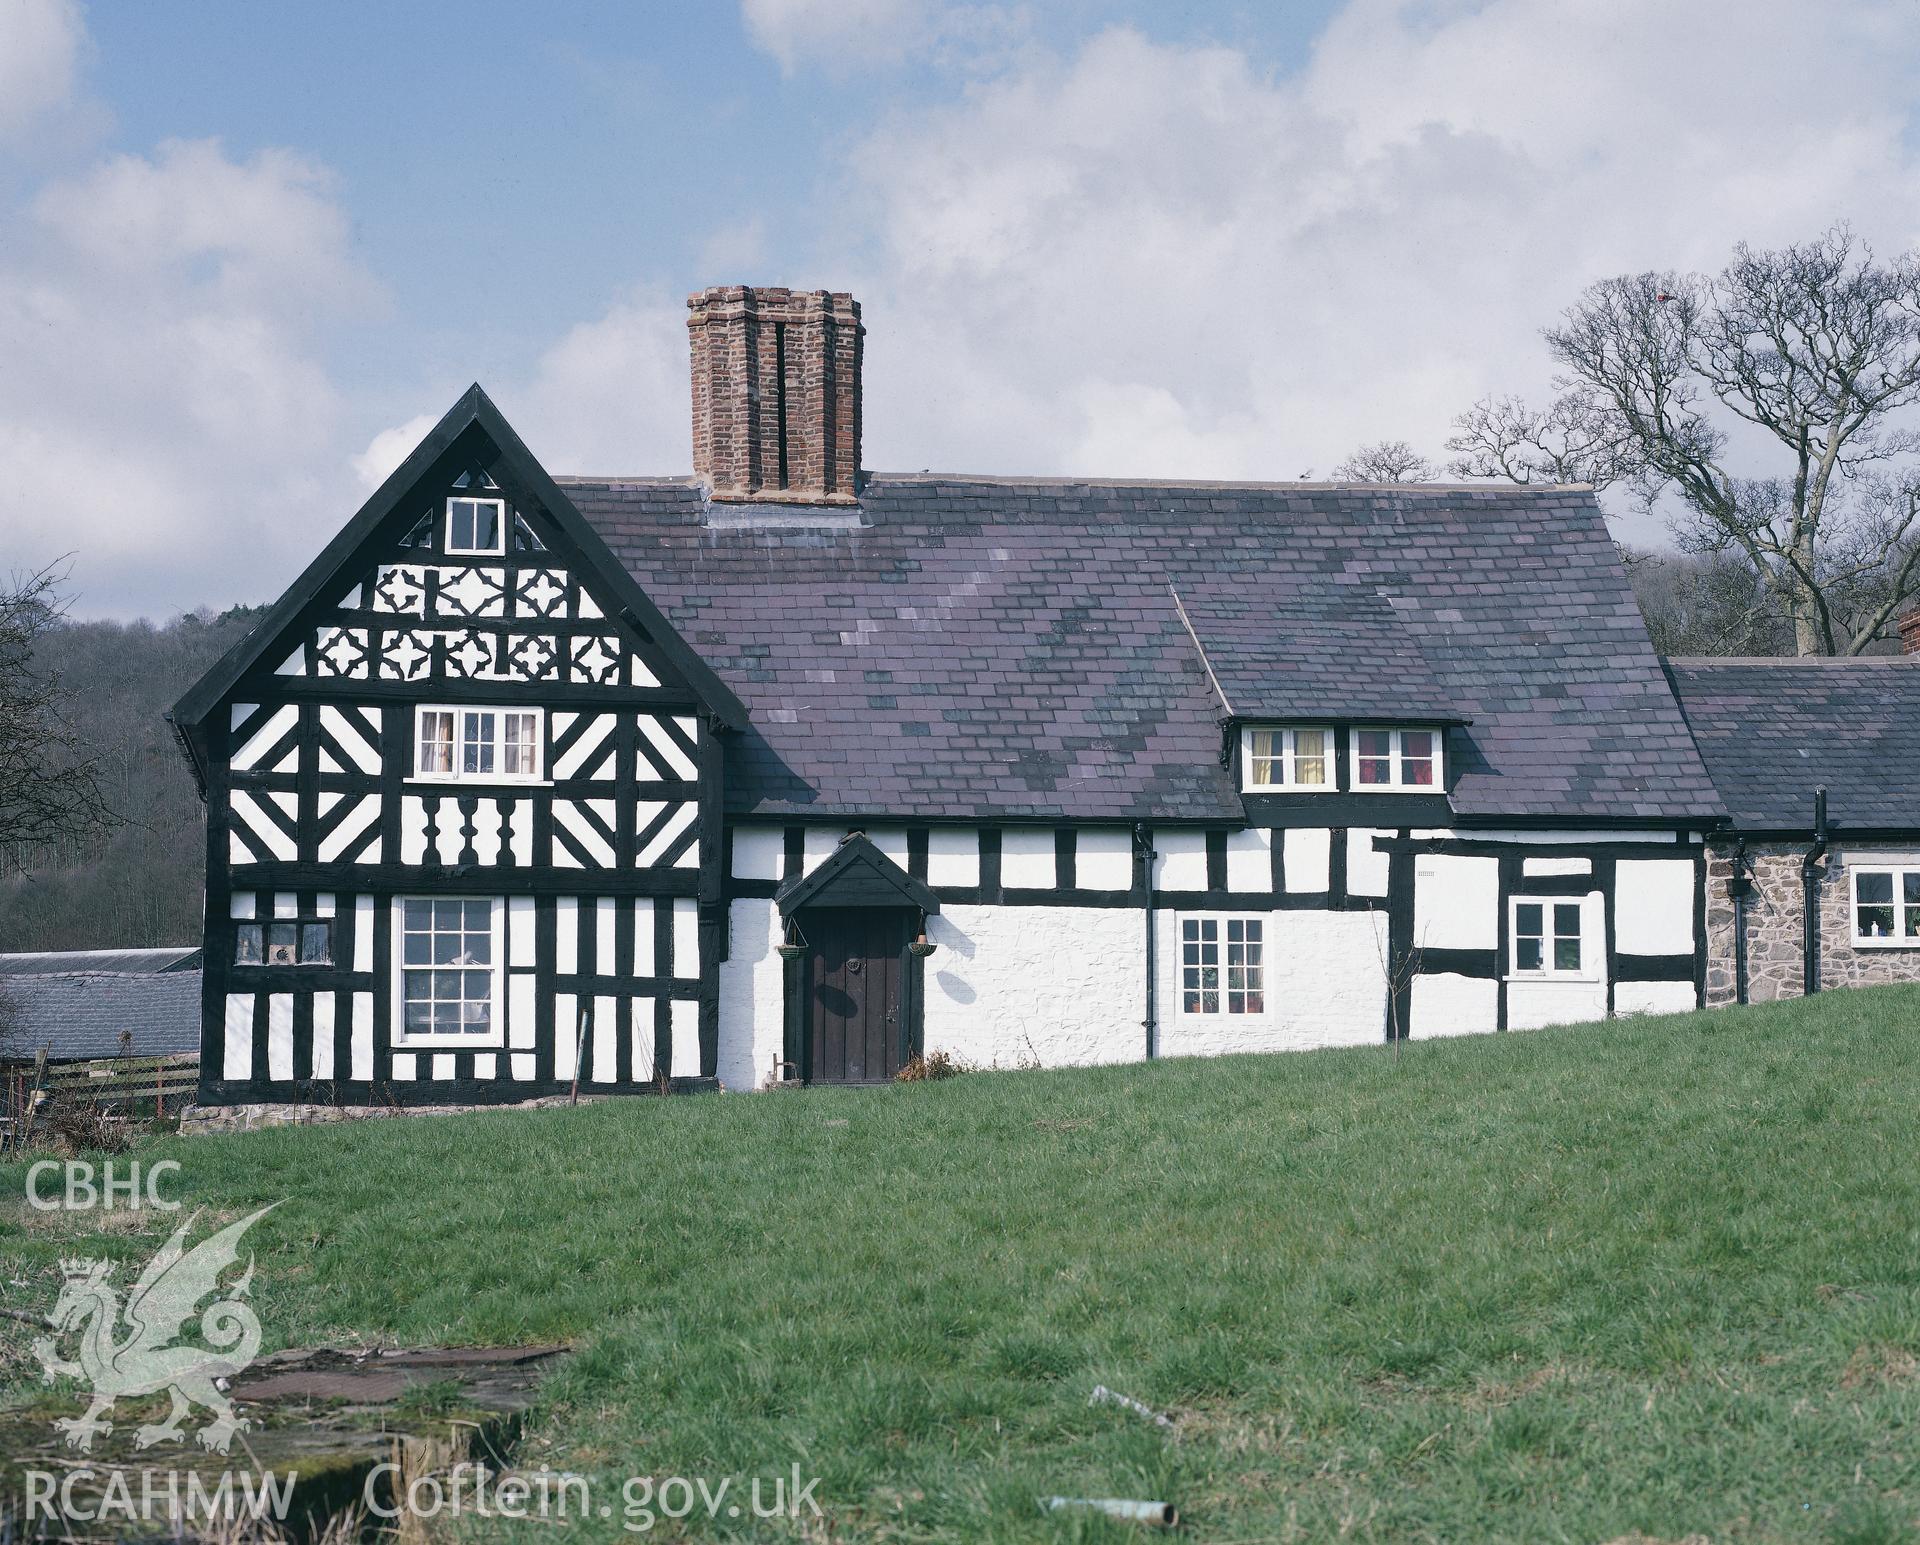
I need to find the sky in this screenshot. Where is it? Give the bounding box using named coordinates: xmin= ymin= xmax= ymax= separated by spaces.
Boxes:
xmin=2 ymin=0 xmax=1918 ymax=619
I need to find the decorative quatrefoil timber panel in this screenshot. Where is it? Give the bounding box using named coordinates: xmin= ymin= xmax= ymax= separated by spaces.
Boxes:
xmin=504 ymin=633 xmax=559 ymax=680
xmin=443 ymin=630 xmax=498 ymax=679
xmin=516 ymin=569 xmax=568 ymax=617
xmin=314 ymin=626 xmax=372 ymax=678
xmin=371 ymin=565 xmax=428 ymax=614
xmin=378 ymin=630 xmax=434 ymax=681
xmin=570 ymin=635 xmax=623 ymax=685
xmin=436 ymin=566 xmax=509 ymax=619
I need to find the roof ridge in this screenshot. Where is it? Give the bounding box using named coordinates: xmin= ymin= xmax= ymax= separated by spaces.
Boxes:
xmin=1667 ymin=655 xmax=1915 ymax=666
xmin=559 ymin=471 xmax=1593 ymax=495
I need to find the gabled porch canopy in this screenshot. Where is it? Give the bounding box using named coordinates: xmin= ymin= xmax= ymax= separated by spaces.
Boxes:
xmin=775 ymin=833 xmax=940 ymax=917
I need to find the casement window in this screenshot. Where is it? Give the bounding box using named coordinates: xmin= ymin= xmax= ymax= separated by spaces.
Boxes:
xmin=1180 ymin=917 xmax=1265 ymax=1014
xmin=1511 ymin=898 xmax=1584 ymax=977
xmin=1242 ymin=727 xmax=1331 ymax=791
xmin=234 ymin=920 xmax=331 ymax=966
xmin=413 ymin=706 xmax=543 ymax=783
xmin=1852 ymin=867 xmax=1920 ymax=946
xmin=446 ymin=496 xmax=507 ymax=556
xmin=1352 ymin=727 xmax=1442 ymax=790
xmin=395 ymin=898 xmax=503 ymax=1045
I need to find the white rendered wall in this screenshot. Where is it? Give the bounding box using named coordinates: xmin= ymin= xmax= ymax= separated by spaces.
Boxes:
xmin=1614 ymin=859 xmax=1695 ymax=954
xmin=923 ymin=905 xmax=1143 ymax=1068
xmin=1156 ymin=906 xmax=1389 ymax=1057
xmin=1413 ymin=855 xmax=1499 ymax=951
xmin=1409 ymin=973 xmax=1499 ymax=1037
xmin=1614 ymin=980 xmax=1697 ymax=1017
xmin=718 ymin=899 xmax=789 ymax=1090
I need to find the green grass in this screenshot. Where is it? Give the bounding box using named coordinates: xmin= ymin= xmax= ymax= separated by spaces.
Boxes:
xmin=7 ymin=988 xmax=1920 ymax=1540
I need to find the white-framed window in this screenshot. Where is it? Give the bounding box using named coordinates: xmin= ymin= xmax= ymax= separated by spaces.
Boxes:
xmin=413 ymin=706 xmax=544 ymax=783
xmin=1510 ymin=897 xmax=1585 ymax=977
xmin=1180 ymin=916 xmax=1265 ymax=1014
xmin=446 ymin=496 xmax=507 ymax=556
xmin=1852 ymin=866 xmax=1920 ymax=946
xmin=1351 ymin=727 xmax=1442 ymax=791
xmin=1241 ymin=727 xmax=1331 ymax=791
xmin=394 ymin=897 xmax=503 ymax=1046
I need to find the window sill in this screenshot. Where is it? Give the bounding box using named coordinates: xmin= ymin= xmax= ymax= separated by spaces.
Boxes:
xmin=392 ymin=1033 xmax=507 ymax=1050
xmin=1507 ymin=971 xmax=1602 ymax=985
xmin=407 ymin=776 xmax=553 ymax=790
xmin=1240 ymin=784 xmax=1333 ymax=795
xmin=1851 ymin=939 xmax=1920 ymax=950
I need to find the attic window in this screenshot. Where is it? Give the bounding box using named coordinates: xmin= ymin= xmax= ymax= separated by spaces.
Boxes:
xmin=446 ymin=497 xmax=506 ymax=555
xmin=1241 ymin=728 xmax=1330 ymax=791
xmin=1352 ymin=728 xmax=1441 ymax=791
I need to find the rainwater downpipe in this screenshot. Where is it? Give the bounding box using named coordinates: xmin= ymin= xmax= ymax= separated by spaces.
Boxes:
xmin=1802 ymin=785 xmax=1829 ymax=997
xmin=1134 ymin=823 xmax=1157 ymax=1059
xmin=1730 ymin=836 xmax=1750 ymax=1007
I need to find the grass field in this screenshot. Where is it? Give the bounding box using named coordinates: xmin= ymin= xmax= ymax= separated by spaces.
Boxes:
xmin=6 ymin=988 xmax=1920 ymax=1541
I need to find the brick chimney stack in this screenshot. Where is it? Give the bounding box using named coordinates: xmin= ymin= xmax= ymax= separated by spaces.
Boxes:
xmin=687 ymin=286 xmax=863 ymax=503
xmin=1901 ymin=608 xmax=1920 ymax=655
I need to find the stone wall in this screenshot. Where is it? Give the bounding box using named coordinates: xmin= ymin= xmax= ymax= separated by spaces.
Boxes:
xmin=1705 ymin=840 xmax=1920 ymax=1005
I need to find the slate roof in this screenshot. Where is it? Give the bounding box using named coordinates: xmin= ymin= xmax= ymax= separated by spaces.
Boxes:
xmin=0 ymin=971 xmax=202 ymax=1061
xmin=1174 ymin=582 xmax=1466 ymax=723
xmin=564 ymin=475 xmax=1724 ymax=825
xmin=1666 ymin=658 xmax=1920 ymax=832
xmin=0 ymin=947 xmax=201 ymax=976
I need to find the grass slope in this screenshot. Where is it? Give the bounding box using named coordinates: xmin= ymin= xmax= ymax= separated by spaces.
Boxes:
xmin=7 ymin=990 xmax=1920 ymax=1541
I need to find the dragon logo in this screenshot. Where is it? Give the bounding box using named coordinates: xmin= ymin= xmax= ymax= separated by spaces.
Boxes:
xmin=31 ymin=1205 xmax=277 ymax=1454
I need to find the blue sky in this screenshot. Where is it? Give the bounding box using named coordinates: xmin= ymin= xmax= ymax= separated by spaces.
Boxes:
xmin=3 ymin=0 xmax=1918 ymax=616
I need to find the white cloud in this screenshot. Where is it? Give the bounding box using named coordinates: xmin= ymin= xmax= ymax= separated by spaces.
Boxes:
xmin=0 ymin=138 xmax=382 ymax=615
xmin=741 ymin=0 xmax=1026 ymax=73
xmin=0 ymin=0 xmax=83 ymax=145
xmin=500 ymin=291 xmax=694 ymax=476
xmin=819 ymin=0 xmax=1920 ymax=532
xmin=352 ymin=413 xmax=439 ymax=491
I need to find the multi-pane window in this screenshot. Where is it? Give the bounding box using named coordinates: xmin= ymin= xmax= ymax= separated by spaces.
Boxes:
xmin=1853 ymin=868 xmax=1920 ymax=945
xmin=398 ymin=899 xmax=497 ymax=1040
xmin=446 ymin=496 xmax=506 ymax=555
xmin=1243 ymin=727 xmax=1330 ymax=790
xmin=1353 ymin=727 xmax=1441 ymax=789
xmin=234 ymin=920 xmax=331 ymax=966
xmin=1512 ymin=900 xmax=1582 ymax=975
xmin=414 ymin=707 xmax=543 ymax=782
xmin=1181 ymin=917 xmax=1265 ymax=1014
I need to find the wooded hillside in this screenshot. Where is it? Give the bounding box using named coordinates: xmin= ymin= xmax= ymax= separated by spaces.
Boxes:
xmin=0 ymin=607 xmax=261 ymax=951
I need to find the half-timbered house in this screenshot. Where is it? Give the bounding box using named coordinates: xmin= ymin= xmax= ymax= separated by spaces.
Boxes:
xmin=169 ymin=284 xmax=1918 ymax=1110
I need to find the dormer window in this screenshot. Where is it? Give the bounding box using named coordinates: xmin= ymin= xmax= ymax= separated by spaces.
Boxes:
xmin=1352 ymin=727 xmax=1441 ymax=791
xmin=446 ymin=496 xmax=506 ymax=555
xmin=1242 ymin=727 xmax=1330 ymax=791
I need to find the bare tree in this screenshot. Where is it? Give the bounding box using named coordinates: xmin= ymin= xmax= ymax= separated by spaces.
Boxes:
xmin=1620 ymin=546 xmax=1791 ymax=657
xmin=0 ymin=567 xmax=111 ymax=853
xmin=1332 ymin=440 xmax=1438 ymax=482
xmin=1449 ymin=227 xmax=1920 ymax=655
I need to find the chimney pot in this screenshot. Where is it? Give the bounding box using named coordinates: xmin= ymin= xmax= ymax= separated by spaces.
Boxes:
xmin=687 ymin=285 xmax=863 ymax=503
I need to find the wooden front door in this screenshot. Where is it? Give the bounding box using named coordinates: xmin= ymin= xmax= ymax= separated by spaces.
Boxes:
xmin=804 ymin=908 xmax=912 ymax=1083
